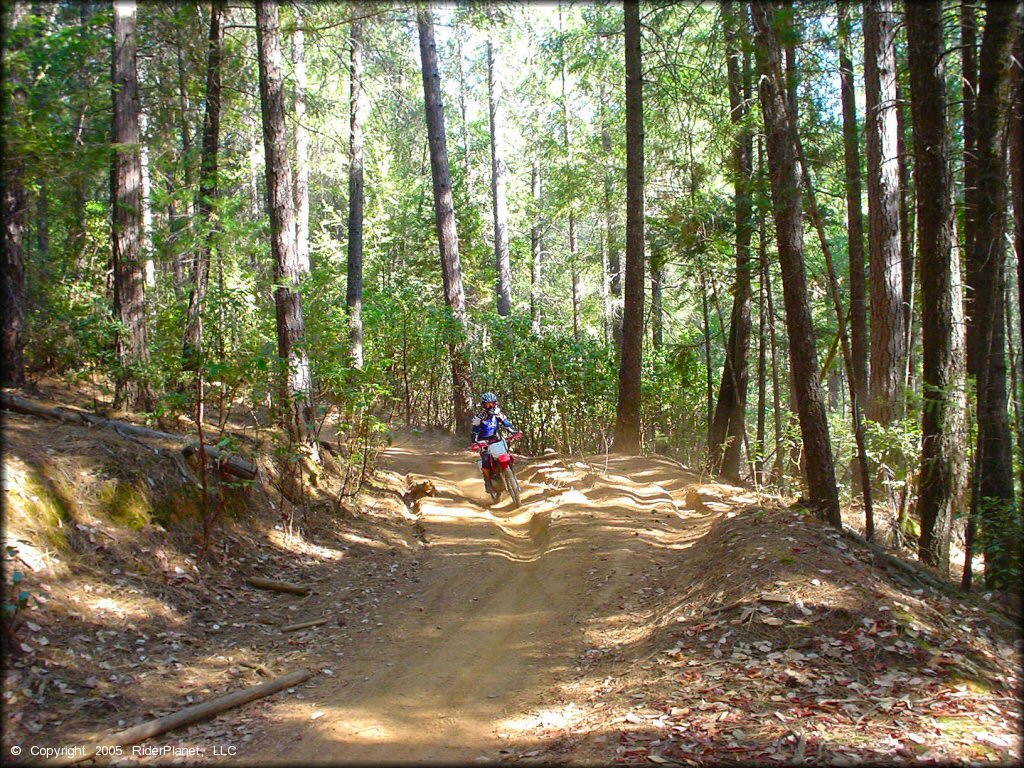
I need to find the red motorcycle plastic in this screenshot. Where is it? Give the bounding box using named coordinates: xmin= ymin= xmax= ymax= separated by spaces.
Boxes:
xmin=469 ymin=433 xmax=522 ymax=507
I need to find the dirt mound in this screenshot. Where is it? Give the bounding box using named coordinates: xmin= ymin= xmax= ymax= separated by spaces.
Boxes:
xmin=548 ymin=503 xmax=1022 ymax=765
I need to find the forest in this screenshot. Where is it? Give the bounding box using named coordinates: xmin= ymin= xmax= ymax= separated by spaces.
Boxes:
xmin=2 ymin=0 xmax=1023 ymax=764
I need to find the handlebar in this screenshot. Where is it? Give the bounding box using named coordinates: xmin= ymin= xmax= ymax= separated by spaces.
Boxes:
xmin=468 ymin=432 xmax=522 ymax=452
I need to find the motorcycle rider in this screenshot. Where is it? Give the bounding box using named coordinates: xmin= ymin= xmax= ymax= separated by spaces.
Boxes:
xmin=470 ymin=392 xmax=522 ymax=495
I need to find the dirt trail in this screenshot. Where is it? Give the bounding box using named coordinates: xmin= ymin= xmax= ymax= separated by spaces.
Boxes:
xmin=243 ymin=433 xmax=720 ymax=764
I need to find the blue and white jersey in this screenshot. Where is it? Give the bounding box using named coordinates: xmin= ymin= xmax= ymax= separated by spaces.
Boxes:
xmin=471 ymin=407 xmax=515 ymax=442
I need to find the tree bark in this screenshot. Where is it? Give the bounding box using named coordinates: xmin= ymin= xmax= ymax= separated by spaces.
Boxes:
xmin=455 ymin=23 xmax=471 ymax=188
xmin=864 ymin=0 xmax=905 ymax=425
xmin=755 ymin=222 xmax=768 ymax=484
xmin=347 ymin=15 xmax=366 ymax=369
xmin=256 ymin=0 xmax=317 ymax=456
xmin=907 ymin=1 xmax=967 ymax=574
xmin=139 ymin=110 xmax=154 ymax=287
xmin=174 ymin=4 xmax=195 ymax=235
xmin=570 ymin=215 xmax=581 ymax=342
xmin=292 ymin=4 xmax=309 ymax=274
xmin=708 ymin=1 xmax=754 ymax=482
xmin=960 ymin=0 xmax=980 ymax=591
xmin=614 ymin=0 xmax=645 ymax=454
xmin=1 ymin=1 xmax=28 ymax=387
xmin=962 ymin=0 xmax=1019 ymax=593
xmin=487 ymin=12 xmax=511 ymax=317
xmin=699 ymin=270 xmax=713 ymax=434
xmin=751 ymin=1 xmax=840 ymax=526
xmin=966 ymin=0 xmax=1020 ymax=589
xmin=838 ymin=6 xmax=868 ymax=413
xmin=417 ymin=8 xmax=473 ymax=435
xmin=183 ymin=0 xmax=223 ymax=372
xmin=111 ymin=0 xmax=152 ymax=411
xmin=1009 ymin=17 xmax=1024 ymax=498
xmin=896 ymin=77 xmax=916 ymax=399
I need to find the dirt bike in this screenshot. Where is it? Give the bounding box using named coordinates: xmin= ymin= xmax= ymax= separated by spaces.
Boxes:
xmin=469 ymin=432 xmax=522 ymax=507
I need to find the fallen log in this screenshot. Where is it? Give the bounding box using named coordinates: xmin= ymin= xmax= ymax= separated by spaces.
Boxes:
xmin=841 ymin=524 xmax=1019 ymax=630
xmin=246 ymin=576 xmax=310 ymax=595
xmin=281 ymin=617 xmax=328 ymax=632
xmin=55 ymin=670 xmax=311 ymax=766
xmin=181 ymin=442 xmax=258 ymax=481
xmin=0 ymin=392 xmax=257 ymax=480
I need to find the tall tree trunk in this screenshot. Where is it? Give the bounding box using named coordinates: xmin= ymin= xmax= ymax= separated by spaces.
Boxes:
xmin=751 ymin=1 xmax=840 ymax=526
xmin=614 ymin=0 xmax=645 ymax=453
xmin=896 ymin=78 xmax=916 ymax=398
xmin=962 ymin=1 xmax=979 ymax=293
xmin=1009 ymin=17 xmax=1024 ymax=501
xmin=1 ymin=1 xmax=28 ymax=386
xmin=455 ymin=23 xmax=471 ymax=188
xmin=487 ymin=14 xmax=511 ymax=317
xmin=249 ymin=119 xmax=261 ymax=220
xmin=347 ymin=15 xmax=366 ymax=369
xmin=965 ymin=0 xmax=1020 ymax=590
xmin=111 ymin=0 xmax=152 ymax=411
xmin=139 ymin=110 xmax=154 ymax=287
xmin=960 ymin=0 xmax=980 ymax=591
xmin=292 ymin=5 xmax=309 ymax=273
xmin=864 ymin=0 xmax=905 ymax=425
xmin=650 ymin=242 xmax=664 ymax=350
xmin=906 ymin=1 xmax=967 ymax=574
xmin=602 ymin=94 xmax=623 ymax=351
xmin=182 ymin=0 xmax=223 ymax=372
xmin=756 ymin=136 xmax=785 ymax=483
xmin=557 ymin=6 xmax=581 ymax=343
xmin=35 ymin=182 xmax=49 ymax=262
xmin=25 ymin=2 xmax=49 ymax=271
xmin=699 ymin=270 xmax=713 ymax=434
xmin=417 ymin=8 xmax=473 ymax=435
xmin=174 ymin=6 xmax=195 ymax=227
xmin=755 ymin=227 xmax=768 ymax=484
xmin=256 ymin=0 xmax=316 ymax=456
xmin=66 ymin=0 xmax=93 ymax=279
xmin=569 ymin=216 xmax=581 ymax=342
xmin=708 ymin=1 xmax=754 ymax=482
xmin=838 ymin=5 xmax=868 ymax=416
xmin=530 ymin=156 xmax=542 ymax=333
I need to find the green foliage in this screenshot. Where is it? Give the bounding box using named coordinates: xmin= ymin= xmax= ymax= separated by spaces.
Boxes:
xmin=3 ymin=547 xmax=32 ymax=649
xmin=10 ymin=1 xmax=1019 ymax=596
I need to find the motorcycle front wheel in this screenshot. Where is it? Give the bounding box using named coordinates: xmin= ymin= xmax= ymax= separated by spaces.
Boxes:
xmin=503 ymin=467 xmax=521 ymax=508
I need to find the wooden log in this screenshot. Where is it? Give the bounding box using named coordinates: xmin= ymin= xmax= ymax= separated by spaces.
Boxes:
xmin=840 ymin=525 xmax=1019 ymax=630
xmin=182 ymin=442 xmax=258 ymax=481
xmin=0 ymin=392 xmax=90 ymax=424
xmin=56 ymin=670 xmax=312 ymax=766
xmin=281 ymin=617 xmax=328 ymax=632
xmin=246 ymin=576 xmax=310 ymax=595
xmin=0 ymin=392 xmax=258 ymax=480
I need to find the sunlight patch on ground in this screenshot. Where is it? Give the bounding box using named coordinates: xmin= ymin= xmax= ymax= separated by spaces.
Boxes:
xmin=309 ymin=709 xmax=397 ymax=744
xmin=84 ymin=593 xmax=180 ymax=624
xmin=501 ymin=702 xmax=584 ymax=733
xmin=3 ymin=535 xmax=61 ymax=573
xmin=268 ymin=528 xmax=347 ymax=559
